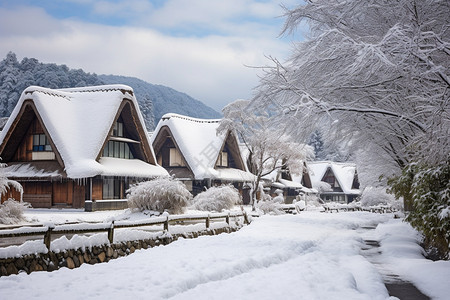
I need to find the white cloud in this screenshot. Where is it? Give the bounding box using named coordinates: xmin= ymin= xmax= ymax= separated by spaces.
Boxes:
xmin=0 ymin=3 xmax=294 ymax=111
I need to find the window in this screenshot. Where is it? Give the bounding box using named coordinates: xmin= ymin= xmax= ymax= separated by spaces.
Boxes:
xmin=32 ymin=134 xmax=51 ymax=152
xmin=103 ymin=178 xmax=121 ymax=199
xmin=216 ymin=151 xmax=228 ymax=167
xmin=103 ymin=141 xmax=134 ymax=159
xmin=332 ymin=195 xmax=345 ymax=203
xmin=112 ymin=121 xmax=124 ymax=137
xmin=169 ymin=148 xmax=185 ymax=166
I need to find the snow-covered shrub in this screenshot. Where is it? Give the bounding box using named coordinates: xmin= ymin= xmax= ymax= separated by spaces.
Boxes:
xmin=305 ymin=194 xmax=323 ymax=206
xmin=295 ymin=200 xmax=306 ymax=212
xmin=272 ymin=193 xmax=285 ymax=204
xmin=313 ymin=181 xmax=332 ymax=200
xmin=389 ymin=160 xmax=450 ymax=259
xmin=191 ymin=185 xmax=241 ymax=212
xmin=360 ymin=186 xmax=397 ymax=207
xmin=0 ymin=161 xmax=23 ymax=201
xmin=256 ymin=200 xmax=285 ymax=215
xmin=0 ymin=199 xmax=29 ymax=225
xmin=260 ymin=191 xmax=272 ymax=202
xmin=127 ymin=177 xmax=192 ymax=214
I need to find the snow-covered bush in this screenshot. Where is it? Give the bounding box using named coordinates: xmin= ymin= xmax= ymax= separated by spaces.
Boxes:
xmin=272 ymin=192 xmax=285 ymax=204
xmin=191 ymin=185 xmax=241 ymax=212
xmin=360 ymin=186 xmax=397 ymax=207
xmin=0 ymin=161 xmax=23 ymax=201
xmin=295 ymin=200 xmax=306 ymax=211
xmin=260 ymin=190 xmax=272 ymax=202
xmin=305 ymin=194 xmax=323 ymax=207
xmin=256 ymin=200 xmax=285 ymax=215
xmin=0 ymin=199 xmax=29 ymax=225
xmin=389 ymin=160 xmax=450 ymax=259
xmin=313 ymin=181 xmax=332 ymax=197
xmin=127 ymin=177 xmax=192 ymax=214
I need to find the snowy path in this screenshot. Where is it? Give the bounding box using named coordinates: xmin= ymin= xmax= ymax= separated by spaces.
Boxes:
xmin=1 ymin=212 xmax=448 ymax=299
xmin=359 ymin=227 xmax=430 ymax=299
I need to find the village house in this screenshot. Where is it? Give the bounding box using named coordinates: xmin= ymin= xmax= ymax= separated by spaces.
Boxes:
xmin=264 ymin=162 xmax=316 ymax=203
xmin=151 ymin=113 xmax=256 ymax=203
xmin=239 ymin=144 xmax=316 ymax=203
xmin=0 ymin=85 xmax=168 ymax=210
xmin=308 ymin=161 xmax=361 ymax=203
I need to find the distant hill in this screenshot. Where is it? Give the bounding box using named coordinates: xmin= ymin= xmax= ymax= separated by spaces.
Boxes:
xmin=0 ymin=52 xmax=221 ymax=130
xmin=99 ymin=75 xmax=222 ymax=127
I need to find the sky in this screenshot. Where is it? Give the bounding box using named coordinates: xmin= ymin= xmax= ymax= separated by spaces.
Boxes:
xmin=0 ymin=0 xmax=305 ymax=111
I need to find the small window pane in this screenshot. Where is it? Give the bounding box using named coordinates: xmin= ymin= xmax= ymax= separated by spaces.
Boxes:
xmin=120 ymin=142 xmax=125 ymax=158
xmin=118 ymin=122 xmax=123 ymax=137
xmin=222 ymin=152 xmax=228 ymax=167
xmin=39 ymin=134 xmax=46 ymax=145
xmin=124 ymin=144 xmax=130 ymax=159
xmin=114 ymin=142 xmax=119 ymax=157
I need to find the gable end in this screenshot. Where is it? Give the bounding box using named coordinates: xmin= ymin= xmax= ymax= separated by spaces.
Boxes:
xmin=0 ymin=100 xmax=65 ymax=170
xmin=97 ymin=99 xmax=156 ymax=164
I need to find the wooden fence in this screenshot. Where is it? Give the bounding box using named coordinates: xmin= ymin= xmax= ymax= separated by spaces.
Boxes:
xmin=0 ymin=211 xmax=249 ymax=250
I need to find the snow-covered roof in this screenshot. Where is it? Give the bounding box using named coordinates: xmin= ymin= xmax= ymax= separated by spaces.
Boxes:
xmin=4 ymin=162 xmax=63 ymax=178
xmin=99 ymin=157 xmax=168 ymax=178
xmin=278 ymin=178 xmax=304 ymax=189
xmin=0 ymin=85 xmax=168 ymax=179
xmin=151 ymin=113 xmax=255 ymax=181
xmin=308 ymin=161 xmax=360 ymax=194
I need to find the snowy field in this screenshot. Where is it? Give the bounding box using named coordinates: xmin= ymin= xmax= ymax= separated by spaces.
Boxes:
xmin=1 ymin=211 xmax=449 ymax=300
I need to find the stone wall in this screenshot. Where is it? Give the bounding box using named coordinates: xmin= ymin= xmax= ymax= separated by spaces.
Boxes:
xmin=0 ymin=226 xmax=237 ymax=277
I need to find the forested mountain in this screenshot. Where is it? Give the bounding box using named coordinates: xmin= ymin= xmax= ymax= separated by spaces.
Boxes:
xmin=99 ymin=75 xmax=222 ymax=128
xmin=0 ymin=52 xmax=221 ymax=130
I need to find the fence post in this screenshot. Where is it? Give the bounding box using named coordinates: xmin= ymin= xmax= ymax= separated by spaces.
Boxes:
xmin=108 ymin=221 xmax=114 ymax=244
xmin=243 ymin=212 xmax=249 ymax=225
xmin=164 ymin=216 xmax=169 ymax=231
xmin=226 ymin=213 xmax=230 ymax=225
xmin=44 ymin=226 xmax=54 ymax=250
xmin=206 ymin=214 xmax=210 ymax=229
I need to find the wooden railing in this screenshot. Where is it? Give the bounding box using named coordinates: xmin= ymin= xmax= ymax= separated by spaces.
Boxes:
xmin=0 ymin=211 xmax=249 ymax=250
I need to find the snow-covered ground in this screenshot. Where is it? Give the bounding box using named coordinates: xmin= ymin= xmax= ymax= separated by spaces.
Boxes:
xmin=1 ymin=211 xmax=449 ymax=299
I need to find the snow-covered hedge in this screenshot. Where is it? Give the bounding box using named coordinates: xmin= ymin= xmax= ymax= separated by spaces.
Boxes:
xmin=272 ymin=193 xmax=285 ymax=204
xmin=127 ymin=177 xmax=192 ymax=214
xmin=0 ymin=199 xmax=29 ymax=225
xmin=256 ymin=200 xmax=285 ymax=215
xmin=191 ymin=185 xmax=241 ymax=212
xmin=360 ymin=186 xmax=398 ymax=207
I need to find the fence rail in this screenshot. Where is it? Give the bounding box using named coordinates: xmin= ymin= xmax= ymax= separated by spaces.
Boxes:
xmin=0 ymin=211 xmax=249 ymax=250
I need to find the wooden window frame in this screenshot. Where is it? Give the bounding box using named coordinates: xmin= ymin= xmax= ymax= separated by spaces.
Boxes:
xmin=216 ymin=151 xmax=228 ymax=167
xmin=169 ymin=148 xmax=185 ymax=167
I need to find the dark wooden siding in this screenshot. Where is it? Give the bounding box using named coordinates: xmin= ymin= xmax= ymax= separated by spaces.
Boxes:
xmin=92 ymin=177 xmax=103 ymax=200
xmin=21 ymin=181 xmax=52 ymax=208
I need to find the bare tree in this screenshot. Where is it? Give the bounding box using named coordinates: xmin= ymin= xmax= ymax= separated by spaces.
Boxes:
xmin=252 ymin=0 xmax=450 ymax=184
xmin=218 ymin=100 xmax=313 ymax=211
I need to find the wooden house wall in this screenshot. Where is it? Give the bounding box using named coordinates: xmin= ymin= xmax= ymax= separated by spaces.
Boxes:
xmin=20 ymin=181 xmax=52 ymax=208
xmin=1 ymin=180 xmax=86 ymax=208
xmin=92 ymin=178 xmax=103 ymax=201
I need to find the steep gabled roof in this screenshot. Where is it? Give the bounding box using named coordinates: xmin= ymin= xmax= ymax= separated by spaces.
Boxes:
xmin=0 ymin=85 xmax=167 ymax=179
xmin=308 ymin=161 xmax=360 ymax=194
xmin=151 ymin=113 xmax=255 ymax=181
